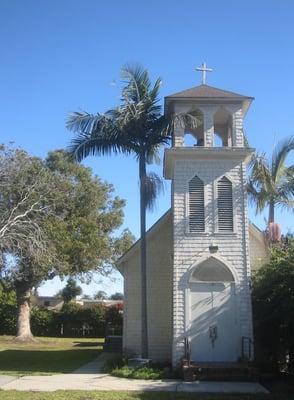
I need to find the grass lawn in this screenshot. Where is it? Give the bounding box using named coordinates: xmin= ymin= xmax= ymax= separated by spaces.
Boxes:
xmin=0 ymin=391 xmax=292 ymax=400
xmin=0 ymin=335 xmax=104 ymax=376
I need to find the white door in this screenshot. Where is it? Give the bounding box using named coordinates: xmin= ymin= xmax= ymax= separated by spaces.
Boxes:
xmin=189 ymin=281 xmax=238 ymax=362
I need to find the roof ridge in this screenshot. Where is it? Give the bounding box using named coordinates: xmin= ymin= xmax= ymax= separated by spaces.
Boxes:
xmin=165 ymin=84 xmax=253 ymax=99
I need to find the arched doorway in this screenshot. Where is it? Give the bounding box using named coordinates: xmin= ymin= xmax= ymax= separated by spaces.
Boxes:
xmin=187 ymin=257 xmax=239 ymax=362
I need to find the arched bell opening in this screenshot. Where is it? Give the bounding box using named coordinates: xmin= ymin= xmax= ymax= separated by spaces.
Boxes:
xmin=213 ymin=108 xmax=233 ymax=147
xmin=183 ymin=109 xmax=204 ymax=147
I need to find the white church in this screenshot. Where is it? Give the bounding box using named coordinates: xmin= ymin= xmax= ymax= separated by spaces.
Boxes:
xmin=117 ymin=68 xmax=268 ymax=368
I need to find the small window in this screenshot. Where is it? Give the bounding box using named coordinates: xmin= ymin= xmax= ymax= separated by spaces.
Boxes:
xmin=217 ymin=176 xmax=233 ymax=231
xmin=189 ymin=175 xmax=205 ymax=232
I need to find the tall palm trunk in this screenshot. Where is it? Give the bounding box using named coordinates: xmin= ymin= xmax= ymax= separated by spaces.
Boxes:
xmin=139 ymin=152 xmax=148 ymax=358
xmin=15 ymin=281 xmax=34 ymax=341
xmin=268 ymin=200 xmax=275 ymax=224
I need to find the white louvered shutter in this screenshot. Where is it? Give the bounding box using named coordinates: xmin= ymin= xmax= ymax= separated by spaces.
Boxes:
xmin=217 ymin=176 xmax=233 ymax=231
xmin=189 ymin=176 xmax=205 ymax=232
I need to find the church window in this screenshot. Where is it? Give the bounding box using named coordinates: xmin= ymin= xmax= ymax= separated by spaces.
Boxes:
xmin=217 ymin=176 xmax=233 ymax=231
xmin=189 ymin=175 xmax=205 ymax=232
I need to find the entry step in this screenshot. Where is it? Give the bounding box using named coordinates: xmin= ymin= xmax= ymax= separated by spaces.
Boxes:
xmin=182 ymin=362 xmax=259 ymax=382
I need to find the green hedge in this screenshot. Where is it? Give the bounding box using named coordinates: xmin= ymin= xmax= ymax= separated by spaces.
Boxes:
xmin=0 ymin=289 xmax=122 ymax=338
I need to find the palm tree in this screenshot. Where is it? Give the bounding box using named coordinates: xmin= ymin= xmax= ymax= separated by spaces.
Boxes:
xmin=248 ymin=135 xmax=294 ymax=225
xmin=66 ymin=65 xmax=198 ymax=358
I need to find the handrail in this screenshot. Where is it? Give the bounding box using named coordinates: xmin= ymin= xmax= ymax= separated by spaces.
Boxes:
xmin=184 ymin=337 xmax=191 ymax=366
xmin=241 ymin=336 xmax=253 ymax=361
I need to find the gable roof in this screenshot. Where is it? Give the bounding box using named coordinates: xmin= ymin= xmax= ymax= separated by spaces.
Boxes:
xmin=165 ymin=84 xmax=253 ymax=100
xmin=116 ymin=210 xmax=171 ymax=268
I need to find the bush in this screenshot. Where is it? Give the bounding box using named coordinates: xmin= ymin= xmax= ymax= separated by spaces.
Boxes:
xmin=252 ymin=239 xmax=294 ymax=373
xmin=104 ymin=356 xmax=175 ymax=380
xmin=56 ymin=302 xmax=106 ymax=337
xmin=105 ymin=304 xmax=123 ymax=326
xmin=30 ymin=306 xmax=57 ymax=336
xmin=0 ymin=287 xmax=123 ymax=338
xmin=0 ymin=287 xmax=17 ymax=335
xmin=111 ymin=366 xmax=167 ymax=380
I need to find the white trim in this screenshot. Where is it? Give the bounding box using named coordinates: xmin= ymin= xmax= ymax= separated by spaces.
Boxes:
xmin=186 ymin=254 xmax=240 ymax=285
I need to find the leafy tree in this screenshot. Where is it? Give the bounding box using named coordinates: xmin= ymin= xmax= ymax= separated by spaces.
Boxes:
xmin=248 ymin=136 xmax=294 ymax=224
xmin=60 ymin=278 xmax=82 ymax=303
xmin=252 ymin=239 xmax=294 ymax=372
xmin=0 ymin=148 xmax=133 ymax=341
xmin=109 ymin=292 xmax=124 ymax=300
xmin=67 ymin=65 xmax=199 ymax=357
xmin=94 ymin=290 xmax=108 ymax=300
xmin=0 ymin=146 xmax=55 ymax=264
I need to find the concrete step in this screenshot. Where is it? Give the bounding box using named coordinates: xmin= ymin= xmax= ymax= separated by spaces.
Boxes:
xmin=183 ymin=362 xmax=259 ymax=382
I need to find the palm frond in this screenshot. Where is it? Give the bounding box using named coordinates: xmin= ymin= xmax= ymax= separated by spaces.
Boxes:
xmin=66 ymin=111 xmax=100 ymax=134
xmin=174 ymin=112 xmax=201 ymax=131
xmin=249 ymin=152 xmax=273 ymax=193
xmin=247 ymin=179 xmax=269 ymax=214
xmin=272 ymin=135 xmax=294 ymax=182
xmin=275 ymin=199 xmax=294 ymax=213
xmin=144 ymin=172 xmax=164 ymax=211
xmin=67 ymin=115 xmax=133 ymax=161
xmin=121 ymin=64 xmax=151 ymax=104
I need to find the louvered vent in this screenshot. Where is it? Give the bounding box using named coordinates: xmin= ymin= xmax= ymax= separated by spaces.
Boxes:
xmin=217 ymin=176 xmax=233 ymax=231
xmin=189 ymin=175 xmax=205 ymax=232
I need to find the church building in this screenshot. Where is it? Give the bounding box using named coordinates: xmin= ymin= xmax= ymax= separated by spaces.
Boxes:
xmin=117 ymin=70 xmax=268 ymax=367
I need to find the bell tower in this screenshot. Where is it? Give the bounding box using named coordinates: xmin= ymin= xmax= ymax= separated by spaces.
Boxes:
xmin=164 ymin=75 xmax=255 ymax=366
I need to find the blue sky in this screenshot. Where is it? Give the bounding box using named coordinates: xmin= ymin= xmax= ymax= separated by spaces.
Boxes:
xmin=1 ymin=0 xmax=294 ymax=297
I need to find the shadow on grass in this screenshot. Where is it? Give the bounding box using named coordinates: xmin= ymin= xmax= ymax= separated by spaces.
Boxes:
xmin=0 ymin=349 xmax=102 ymax=375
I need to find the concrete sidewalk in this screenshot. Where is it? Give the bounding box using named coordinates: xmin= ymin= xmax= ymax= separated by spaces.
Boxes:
xmin=0 ymin=355 xmax=269 ymax=394
xmin=0 ymin=375 xmax=18 ymax=386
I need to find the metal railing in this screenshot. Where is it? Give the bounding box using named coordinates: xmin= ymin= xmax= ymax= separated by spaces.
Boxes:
xmin=241 ymin=336 xmax=253 ymax=361
xmin=184 ymin=337 xmax=191 ymax=366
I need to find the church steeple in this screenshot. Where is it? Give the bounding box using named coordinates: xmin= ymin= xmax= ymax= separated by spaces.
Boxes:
xmin=164 ymin=84 xmax=253 ymax=149
xmin=164 ymin=78 xmax=255 ymax=366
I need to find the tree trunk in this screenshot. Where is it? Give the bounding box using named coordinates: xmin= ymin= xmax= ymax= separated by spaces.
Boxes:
xmin=15 ymin=283 xmax=35 ymax=342
xmin=139 ymin=153 xmax=148 ymax=358
xmin=268 ymin=200 xmax=275 ymax=224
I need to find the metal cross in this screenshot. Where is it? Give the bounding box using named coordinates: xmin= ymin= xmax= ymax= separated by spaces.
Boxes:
xmin=196 ymin=62 xmax=213 ymax=85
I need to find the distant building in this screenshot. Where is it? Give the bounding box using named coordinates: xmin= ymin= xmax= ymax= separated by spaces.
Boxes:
xmin=33 ymin=296 xmax=123 ymax=311
xmin=34 ymin=296 xmax=64 ymax=311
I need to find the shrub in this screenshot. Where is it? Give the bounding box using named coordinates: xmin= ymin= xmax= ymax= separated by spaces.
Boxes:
xmin=0 ymin=287 xmax=17 ymax=335
xmin=0 ymin=287 xmax=122 ymax=338
xmin=252 ymin=239 xmax=294 ymax=373
xmin=105 ymin=304 xmax=123 ymax=326
xmin=30 ymin=306 xmax=56 ymax=336
xmin=111 ymin=365 xmax=167 ymax=380
xmin=56 ymin=302 xmax=106 ymax=337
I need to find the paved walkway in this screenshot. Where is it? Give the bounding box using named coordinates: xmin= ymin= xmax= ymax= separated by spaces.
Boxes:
xmin=0 ymin=375 xmax=17 ymax=386
xmin=0 ymin=355 xmax=269 ymax=394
